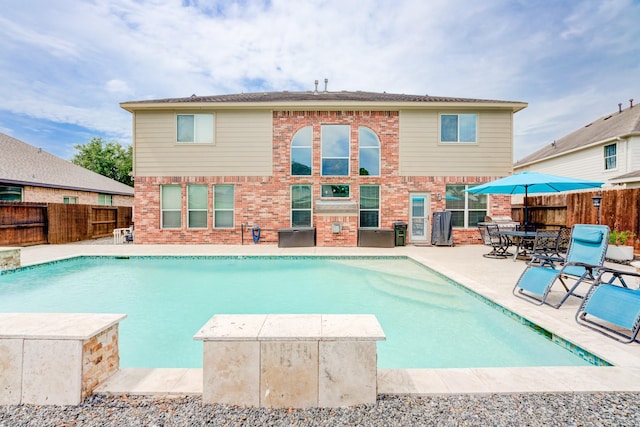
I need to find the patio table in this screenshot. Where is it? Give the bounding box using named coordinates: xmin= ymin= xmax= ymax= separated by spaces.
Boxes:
xmin=498 ymin=230 xmax=538 ymax=261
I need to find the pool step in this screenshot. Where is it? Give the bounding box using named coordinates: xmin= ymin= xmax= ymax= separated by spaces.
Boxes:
xmin=366 ymin=274 xmax=467 ymax=311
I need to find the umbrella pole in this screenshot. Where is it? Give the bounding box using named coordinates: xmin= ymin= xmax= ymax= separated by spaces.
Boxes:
xmin=524 ymin=187 xmax=528 ymax=227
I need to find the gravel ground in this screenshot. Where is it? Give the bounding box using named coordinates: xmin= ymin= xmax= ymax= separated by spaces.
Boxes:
xmin=2 ymin=393 xmax=640 ymax=427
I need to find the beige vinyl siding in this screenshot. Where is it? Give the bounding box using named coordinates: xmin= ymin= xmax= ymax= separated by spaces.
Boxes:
xmin=399 ymin=110 xmax=514 ymax=176
xmin=134 ymin=110 xmax=272 ymax=176
xmin=517 ymin=143 xmax=624 ymax=181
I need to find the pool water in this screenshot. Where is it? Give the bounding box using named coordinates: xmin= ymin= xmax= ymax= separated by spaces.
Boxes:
xmin=0 ymin=256 xmax=591 ymax=368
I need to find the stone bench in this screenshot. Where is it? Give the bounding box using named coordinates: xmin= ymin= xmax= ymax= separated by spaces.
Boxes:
xmin=0 ymin=313 xmax=126 ymax=405
xmin=194 ymin=314 xmax=385 ymax=408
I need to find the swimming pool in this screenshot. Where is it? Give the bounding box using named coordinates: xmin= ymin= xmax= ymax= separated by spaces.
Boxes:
xmin=0 ymin=256 xmax=595 ymax=368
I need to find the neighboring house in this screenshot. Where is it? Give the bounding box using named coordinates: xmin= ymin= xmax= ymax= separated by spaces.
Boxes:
xmin=0 ymin=133 xmax=134 ymax=206
xmin=514 ymin=101 xmax=640 ymax=188
xmin=120 ymin=89 xmax=526 ymax=246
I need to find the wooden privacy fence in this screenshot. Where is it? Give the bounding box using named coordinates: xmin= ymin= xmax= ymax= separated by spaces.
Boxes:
xmin=511 ymin=188 xmax=640 ymax=251
xmin=0 ymin=202 xmax=132 ymax=246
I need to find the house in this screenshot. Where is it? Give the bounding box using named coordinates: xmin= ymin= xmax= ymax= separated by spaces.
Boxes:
xmin=0 ymin=133 xmax=134 ymax=206
xmin=514 ymin=100 xmax=640 ymax=188
xmin=120 ymin=87 xmax=526 ymax=246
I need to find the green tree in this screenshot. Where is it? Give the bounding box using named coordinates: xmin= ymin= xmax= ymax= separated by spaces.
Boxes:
xmin=72 ymin=137 xmax=133 ymax=186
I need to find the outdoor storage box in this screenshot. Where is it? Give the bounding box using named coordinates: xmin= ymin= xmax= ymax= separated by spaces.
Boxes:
xmin=278 ymin=227 xmax=316 ymax=248
xmin=358 ymin=228 xmax=395 ymax=248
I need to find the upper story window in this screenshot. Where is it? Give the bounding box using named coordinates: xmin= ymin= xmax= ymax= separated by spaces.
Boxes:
xmin=321 ymin=184 xmax=350 ymax=198
xmin=358 ymin=127 xmax=380 ymax=176
xmin=440 ymin=114 xmax=477 ymax=143
xmin=0 ymin=185 xmax=22 ymax=201
xmin=291 ymin=126 xmax=312 ymax=175
xmin=161 ymin=185 xmax=182 ymax=229
xmin=98 ymin=194 xmax=113 ymax=206
xmin=63 ymin=196 xmax=77 ymax=204
xmin=321 ymin=124 xmax=350 ymax=176
xmin=445 ymin=184 xmax=487 ymax=228
xmin=604 ymin=143 xmax=617 ymax=170
xmin=177 ymin=114 xmax=214 ymax=143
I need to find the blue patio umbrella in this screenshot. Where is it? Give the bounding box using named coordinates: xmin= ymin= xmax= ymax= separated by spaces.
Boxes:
xmin=465 ymin=171 xmax=603 ymax=225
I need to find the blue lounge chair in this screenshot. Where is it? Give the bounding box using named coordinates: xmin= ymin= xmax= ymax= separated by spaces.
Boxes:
xmin=576 ymin=266 xmax=640 ymax=343
xmin=512 ymin=224 xmax=610 ymax=308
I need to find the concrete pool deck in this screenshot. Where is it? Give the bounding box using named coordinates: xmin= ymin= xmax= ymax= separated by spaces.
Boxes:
xmin=11 ymin=241 xmax=640 ymax=396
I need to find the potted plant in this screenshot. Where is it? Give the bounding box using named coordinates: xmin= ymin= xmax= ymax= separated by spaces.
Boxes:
xmin=606 ymin=229 xmax=636 ymax=262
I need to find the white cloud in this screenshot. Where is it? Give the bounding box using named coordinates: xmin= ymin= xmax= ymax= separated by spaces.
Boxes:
xmin=0 ymin=0 xmax=638 ymax=160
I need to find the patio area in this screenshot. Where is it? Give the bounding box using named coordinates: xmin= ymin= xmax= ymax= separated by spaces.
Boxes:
xmin=13 ymin=241 xmax=640 ymax=396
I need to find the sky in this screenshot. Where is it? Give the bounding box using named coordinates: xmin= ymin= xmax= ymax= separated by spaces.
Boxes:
xmin=1 ymin=0 xmax=639 ymax=162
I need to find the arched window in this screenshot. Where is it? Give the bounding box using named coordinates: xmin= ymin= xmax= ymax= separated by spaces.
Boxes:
xmin=359 ymin=127 xmax=380 ymax=176
xmin=291 ymin=126 xmax=312 ymax=175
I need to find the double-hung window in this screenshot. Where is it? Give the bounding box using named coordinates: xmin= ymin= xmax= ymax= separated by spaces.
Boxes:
xmin=440 ymin=114 xmax=477 ymax=143
xmin=98 ymin=194 xmax=113 ymax=206
xmin=358 ymin=127 xmax=380 ymax=176
xmin=604 ymin=143 xmax=617 ymax=170
xmin=359 ymin=185 xmax=380 ymax=228
xmin=291 ymin=185 xmax=312 ymax=227
xmin=177 ymin=114 xmax=214 ymax=143
xmin=445 ymin=184 xmax=487 ymax=228
xmin=291 ymin=126 xmax=312 ymax=175
xmin=321 ymin=124 xmax=350 ymax=176
xmin=161 ymin=185 xmax=182 ymax=229
xmin=188 ymin=184 xmax=208 ymax=228
xmin=214 ymin=185 xmax=234 ymax=228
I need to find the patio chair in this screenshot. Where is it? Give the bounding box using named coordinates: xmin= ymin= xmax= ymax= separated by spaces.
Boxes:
xmin=576 ymin=266 xmax=640 ymax=343
xmin=512 ymin=224 xmax=610 ymax=308
xmin=478 ymin=224 xmax=511 ymax=259
xmin=530 ymin=228 xmax=563 ymax=259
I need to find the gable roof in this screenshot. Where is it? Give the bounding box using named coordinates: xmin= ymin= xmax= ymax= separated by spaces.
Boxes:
xmin=515 ymin=104 xmax=640 ymax=166
xmin=121 ymin=90 xmax=527 ymax=112
xmin=0 ymin=133 xmax=134 ymax=196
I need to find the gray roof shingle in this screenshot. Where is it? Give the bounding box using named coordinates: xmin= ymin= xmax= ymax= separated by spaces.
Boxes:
xmin=515 ymin=104 xmax=640 ymax=166
xmin=0 ymin=133 xmax=134 ymax=196
xmin=121 ymin=90 xmax=525 ymax=108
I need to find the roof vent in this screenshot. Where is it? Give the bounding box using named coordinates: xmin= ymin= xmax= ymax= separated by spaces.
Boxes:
xmin=324 ymin=78 xmax=328 ymax=93
xmin=619 ymin=103 xmax=623 ymax=113
xmin=313 ymin=80 xmax=318 ymax=95
xmin=191 ymin=94 xmax=197 ymax=98
xmin=631 ymin=99 xmax=634 ymax=109
xmin=551 ymin=140 xmax=556 ymax=148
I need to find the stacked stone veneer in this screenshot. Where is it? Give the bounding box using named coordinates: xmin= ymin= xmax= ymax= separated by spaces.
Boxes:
xmin=0 ymin=248 xmax=20 ymax=271
xmin=134 ymin=110 xmax=512 ymax=245
xmin=194 ymin=314 xmax=386 ymax=408
xmin=0 ymin=313 xmax=125 ymax=405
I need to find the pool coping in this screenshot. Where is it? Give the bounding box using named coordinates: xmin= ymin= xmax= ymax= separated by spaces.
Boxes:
xmin=12 ymin=242 xmax=640 ymax=396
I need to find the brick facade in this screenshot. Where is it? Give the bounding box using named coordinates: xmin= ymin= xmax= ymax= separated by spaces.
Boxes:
xmin=134 ymin=111 xmax=511 ymax=246
xmin=23 ymin=185 xmax=133 ymax=207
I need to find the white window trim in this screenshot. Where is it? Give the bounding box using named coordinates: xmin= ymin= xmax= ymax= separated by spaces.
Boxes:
xmin=358 ymin=126 xmax=381 ymax=176
xmin=446 ymin=184 xmax=487 ymax=228
xmin=213 ymin=184 xmax=234 ymax=229
xmin=359 ymin=185 xmax=380 ymax=228
xmin=439 ymin=113 xmax=478 ymax=144
xmin=604 ymin=143 xmax=618 ymax=171
xmin=176 ymin=113 xmax=215 ymax=144
xmin=291 ymin=185 xmax=313 ymax=227
xmin=160 ymin=185 xmax=182 ymax=229
xmin=321 ymin=124 xmax=351 ymax=176
xmin=291 ymin=126 xmax=313 ymax=176
xmin=321 ymin=184 xmax=350 ymax=198
xmin=187 ymin=185 xmax=208 ymax=229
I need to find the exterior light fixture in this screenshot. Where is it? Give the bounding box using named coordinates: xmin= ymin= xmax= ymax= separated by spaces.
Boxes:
xmin=592 ymin=192 xmax=602 ymax=224
xmin=436 ymin=193 xmax=442 ymax=201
